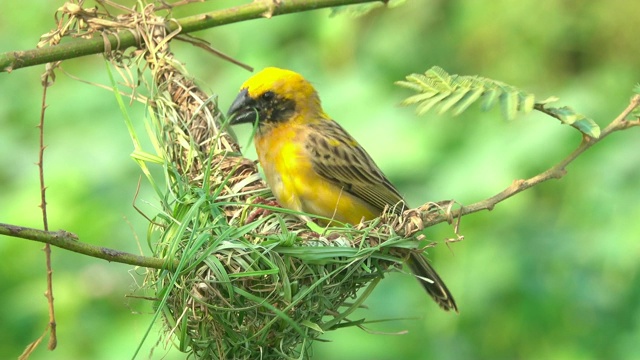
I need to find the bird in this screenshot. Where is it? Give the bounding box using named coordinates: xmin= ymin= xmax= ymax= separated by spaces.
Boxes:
xmin=227 ymin=67 xmax=457 ymax=312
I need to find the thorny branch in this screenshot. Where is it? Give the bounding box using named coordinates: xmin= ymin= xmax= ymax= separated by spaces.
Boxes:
xmin=23 ymin=68 xmax=59 ymax=358
xmin=405 ymin=95 xmax=640 ymax=236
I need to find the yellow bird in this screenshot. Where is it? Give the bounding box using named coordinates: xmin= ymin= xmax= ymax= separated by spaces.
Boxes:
xmin=227 ymin=67 xmax=457 ymax=312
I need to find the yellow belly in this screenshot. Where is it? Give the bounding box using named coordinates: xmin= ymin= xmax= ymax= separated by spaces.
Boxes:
xmin=255 ymin=124 xmax=379 ymax=225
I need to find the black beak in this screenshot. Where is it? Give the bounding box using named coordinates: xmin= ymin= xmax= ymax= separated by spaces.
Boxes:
xmin=227 ymin=88 xmax=258 ymax=125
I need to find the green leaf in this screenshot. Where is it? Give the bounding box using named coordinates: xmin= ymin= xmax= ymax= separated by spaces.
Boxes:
xmin=480 ymin=88 xmax=500 ymax=111
xmin=400 ymin=91 xmax=437 ymax=106
xmin=500 ymin=90 xmax=519 ymax=120
xmin=573 ymin=118 xmax=601 ymax=138
xmin=395 ymin=80 xmax=424 ymax=93
xmin=407 ymin=73 xmax=439 ymax=92
xmin=426 ymin=66 xmax=453 ymax=88
xmin=397 ymin=66 xmax=600 ymax=137
xmin=519 ymin=92 xmax=536 ymax=113
xmin=539 ymin=105 xmax=601 ymax=138
xmin=130 ymin=149 xmax=164 ymax=164
xmin=437 ymin=88 xmax=471 ymax=114
xmin=416 ymin=91 xmax=451 ymax=115
xmin=550 ymin=106 xmax=580 ymax=124
xmin=537 ymin=96 xmax=560 ymax=105
xmin=301 ymin=320 xmax=324 ymax=333
xmin=452 ymin=86 xmax=485 ymax=115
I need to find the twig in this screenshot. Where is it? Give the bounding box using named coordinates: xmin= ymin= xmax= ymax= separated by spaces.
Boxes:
xmin=4 ymin=93 xmax=639 ymax=268
xmin=4 ymin=94 xmax=640 ymax=266
xmin=19 ymin=70 xmax=60 ymax=358
xmin=0 ymin=223 xmax=175 ymax=270
xmin=418 ymin=95 xmax=640 ymax=229
xmin=0 ymin=0 xmax=381 ymax=72
xmin=39 ymin=68 xmax=57 ymax=352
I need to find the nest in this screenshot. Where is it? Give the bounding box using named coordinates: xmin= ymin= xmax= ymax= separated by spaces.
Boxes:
xmin=60 ymin=3 xmax=444 ymax=358
xmin=34 ymin=1 xmax=453 ymax=358
xmin=141 ymin=58 xmax=426 ymax=359
xmin=152 ymin=202 xmax=412 ymax=358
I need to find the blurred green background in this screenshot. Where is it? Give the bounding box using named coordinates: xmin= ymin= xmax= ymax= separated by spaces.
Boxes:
xmin=1 ymin=0 xmax=639 ymax=359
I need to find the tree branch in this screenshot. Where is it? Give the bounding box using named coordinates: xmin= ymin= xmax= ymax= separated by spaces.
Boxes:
xmin=5 ymin=96 xmax=640 ymax=262
xmin=0 ymin=223 xmax=174 ymax=270
xmin=38 ymin=69 xmax=57 ymax=352
xmin=414 ymin=95 xmax=640 ymax=231
xmin=0 ymin=0 xmax=381 ymax=72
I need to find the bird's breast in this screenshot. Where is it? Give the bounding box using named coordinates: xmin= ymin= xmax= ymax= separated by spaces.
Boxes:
xmin=254 ymin=123 xmax=377 ymax=224
xmin=255 ymin=123 xmax=311 ymax=213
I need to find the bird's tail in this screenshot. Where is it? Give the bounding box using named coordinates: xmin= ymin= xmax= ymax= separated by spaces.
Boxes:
xmin=408 ymin=253 xmax=458 ymax=312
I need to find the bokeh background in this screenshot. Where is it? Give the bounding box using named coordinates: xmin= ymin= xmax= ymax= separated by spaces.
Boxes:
xmin=1 ymin=0 xmax=639 ymax=359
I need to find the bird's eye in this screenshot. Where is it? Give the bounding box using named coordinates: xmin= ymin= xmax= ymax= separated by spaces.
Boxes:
xmin=262 ymin=91 xmax=275 ymax=101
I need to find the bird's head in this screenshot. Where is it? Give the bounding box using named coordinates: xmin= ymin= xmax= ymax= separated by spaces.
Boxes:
xmin=227 ymin=67 xmax=322 ymax=126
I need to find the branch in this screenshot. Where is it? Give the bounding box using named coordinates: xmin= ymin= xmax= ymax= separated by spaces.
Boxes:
xmin=411 ymin=95 xmax=640 ymax=232
xmin=0 ymin=222 xmax=175 ymax=270
xmin=38 ymin=69 xmax=57 ymax=352
xmin=0 ymin=0 xmax=381 ymax=72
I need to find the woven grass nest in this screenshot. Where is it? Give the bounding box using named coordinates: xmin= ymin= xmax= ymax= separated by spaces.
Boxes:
xmin=36 ymin=2 xmax=444 ymax=359
xmin=138 ymin=53 xmax=438 ymax=360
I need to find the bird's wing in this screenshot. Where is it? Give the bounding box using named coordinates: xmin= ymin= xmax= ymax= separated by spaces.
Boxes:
xmin=306 ymin=120 xmax=406 ymax=214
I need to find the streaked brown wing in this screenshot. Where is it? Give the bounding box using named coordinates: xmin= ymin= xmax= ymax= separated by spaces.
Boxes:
xmin=305 ymin=120 xmax=406 ymax=214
